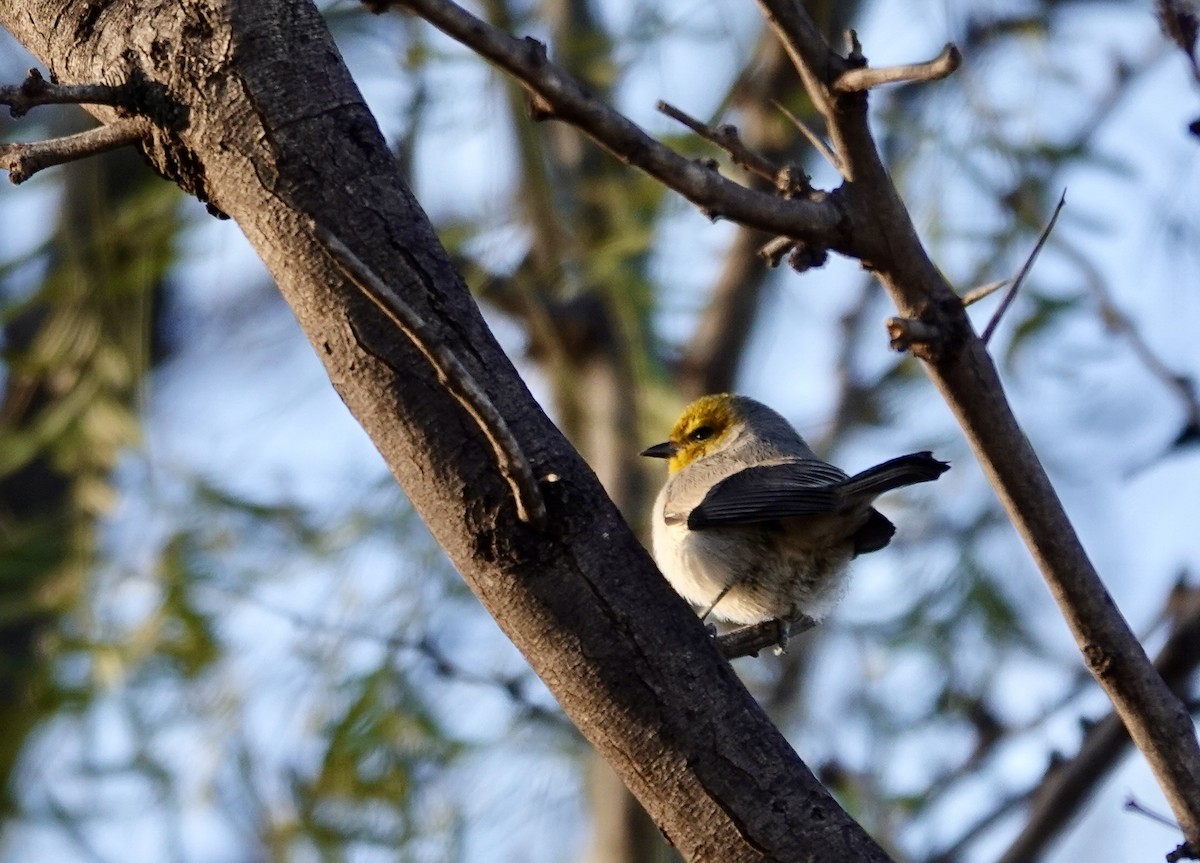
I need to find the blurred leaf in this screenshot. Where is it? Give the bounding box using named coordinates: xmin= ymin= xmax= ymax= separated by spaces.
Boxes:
xmin=1003 ymin=293 xmax=1082 ymax=367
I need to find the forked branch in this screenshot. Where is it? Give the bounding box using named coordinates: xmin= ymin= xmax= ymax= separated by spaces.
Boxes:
xmin=754 ymin=0 xmax=1200 ymax=852
xmin=0 ymin=68 xmax=155 ymax=184
xmin=375 ymin=0 xmax=844 ymax=242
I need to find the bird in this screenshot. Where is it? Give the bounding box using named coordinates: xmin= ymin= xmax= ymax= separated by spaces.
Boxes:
xmin=641 ymin=393 xmax=948 ymax=630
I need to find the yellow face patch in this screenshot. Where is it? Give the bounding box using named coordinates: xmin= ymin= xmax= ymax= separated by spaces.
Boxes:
xmin=667 ymin=393 xmax=738 ymax=473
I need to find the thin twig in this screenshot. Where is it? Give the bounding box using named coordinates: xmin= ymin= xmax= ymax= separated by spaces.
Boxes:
xmin=1126 ymin=796 xmax=1183 ymax=830
xmin=981 ymin=190 xmax=1066 ymax=344
xmin=988 ymin=583 xmax=1200 ymax=863
xmin=759 ymin=235 xmax=796 ymax=266
xmin=0 ymin=117 xmax=150 ymax=184
xmin=769 ymin=98 xmax=842 ymax=174
xmin=833 ymin=43 xmax=962 ymax=93
xmin=961 ymin=278 xmax=1010 ymax=307
xmin=656 ymin=100 xmax=786 ymax=187
xmin=314 ymin=224 xmax=548 ymax=526
xmin=0 ymin=68 xmax=134 ymax=117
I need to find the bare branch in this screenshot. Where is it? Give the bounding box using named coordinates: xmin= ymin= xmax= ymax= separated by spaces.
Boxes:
xmin=0 ymin=68 xmax=133 ymax=117
xmin=1157 ymin=0 xmax=1200 ymax=83
xmin=961 ymin=278 xmax=1010 ymax=307
xmin=770 ymin=98 xmax=843 ymax=174
xmin=0 ymin=118 xmax=150 ymax=184
xmin=1126 ymin=796 xmax=1184 ymax=830
xmin=656 ymin=100 xmax=790 ymax=188
xmin=381 ymin=0 xmax=843 ymax=241
xmin=992 ymin=582 xmax=1200 ymax=863
xmin=981 ymin=190 xmax=1066 ymax=345
xmin=928 ymin=583 xmax=1200 ymax=863
xmin=314 ymin=224 xmax=548 ymax=527
xmin=833 ymin=43 xmax=962 ymax=93
xmin=751 ymin=0 xmax=1200 ymax=847
xmin=752 ymin=0 xmax=845 ymax=119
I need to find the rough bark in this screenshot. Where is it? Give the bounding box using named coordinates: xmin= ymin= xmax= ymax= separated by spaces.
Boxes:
xmin=0 ymin=2 xmax=896 ymax=860
xmin=374 ymin=0 xmax=1200 ymax=850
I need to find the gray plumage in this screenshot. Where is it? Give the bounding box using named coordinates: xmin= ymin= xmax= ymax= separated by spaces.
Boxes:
xmin=645 ymin=395 xmax=948 ymax=626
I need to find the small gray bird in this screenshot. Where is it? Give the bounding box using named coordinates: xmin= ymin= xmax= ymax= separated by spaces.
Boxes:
xmin=642 ymin=394 xmax=948 ymax=626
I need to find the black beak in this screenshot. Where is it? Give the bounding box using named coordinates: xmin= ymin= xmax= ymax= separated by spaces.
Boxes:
xmin=640 ymin=441 xmax=676 ymax=459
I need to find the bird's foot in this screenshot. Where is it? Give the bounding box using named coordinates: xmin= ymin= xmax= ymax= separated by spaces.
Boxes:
xmin=714 ymin=615 xmax=819 ymax=659
xmin=715 ymin=619 xmax=788 ymax=659
xmin=772 ymin=622 xmax=790 ymax=656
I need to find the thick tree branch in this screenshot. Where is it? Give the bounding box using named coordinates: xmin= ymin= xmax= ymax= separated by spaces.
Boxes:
xmin=0 ymin=3 xmax=900 ymax=861
xmin=315 ymin=225 xmax=547 ymax=526
xmin=377 ymin=0 xmax=1200 ymax=849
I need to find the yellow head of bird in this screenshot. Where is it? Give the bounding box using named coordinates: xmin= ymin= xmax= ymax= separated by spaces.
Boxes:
xmin=642 ymin=393 xmax=741 ymax=474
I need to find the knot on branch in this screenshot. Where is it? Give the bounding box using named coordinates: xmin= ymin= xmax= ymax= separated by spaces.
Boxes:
xmin=9 ymin=68 xmax=50 ymax=117
xmin=521 ymin=38 xmax=557 ymax=120
xmin=1168 ymin=840 xmax=1200 ymax=862
xmin=774 ymin=164 xmax=812 ymax=198
xmin=757 ymin=236 xmax=828 ymax=273
xmin=788 ymin=243 xmax=828 ymax=273
xmin=886 ymin=316 xmax=943 ymax=358
xmin=1083 ymin=642 xmax=1116 ymax=677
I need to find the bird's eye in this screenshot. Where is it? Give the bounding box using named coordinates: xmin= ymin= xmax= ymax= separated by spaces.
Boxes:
xmin=688 ymin=425 xmax=714 ymax=442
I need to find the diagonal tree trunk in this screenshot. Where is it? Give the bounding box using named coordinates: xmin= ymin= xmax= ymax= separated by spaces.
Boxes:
xmin=0 ymin=2 xmax=895 ymax=860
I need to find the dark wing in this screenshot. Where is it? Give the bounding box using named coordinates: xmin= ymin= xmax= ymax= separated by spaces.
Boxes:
xmin=686 ymin=461 xmax=846 ymax=529
xmin=852 ymin=508 xmax=896 ymax=555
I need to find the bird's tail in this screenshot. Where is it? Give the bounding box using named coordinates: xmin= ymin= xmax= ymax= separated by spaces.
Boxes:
xmin=839 ymin=452 xmax=949 ymax=500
